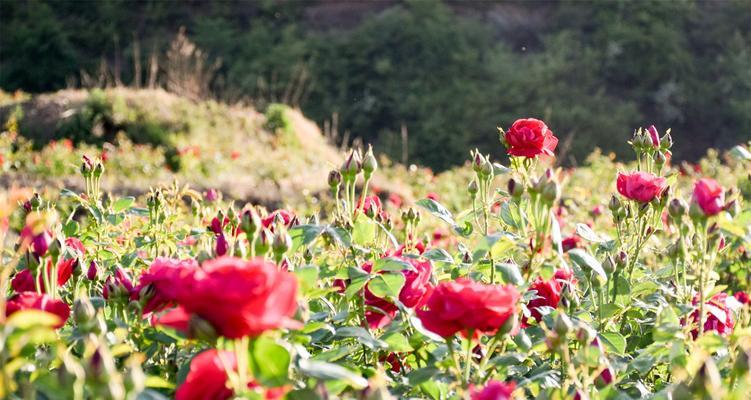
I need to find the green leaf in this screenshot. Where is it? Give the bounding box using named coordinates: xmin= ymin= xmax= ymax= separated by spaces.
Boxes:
xmin=297 ymin=359 xmax=368 ymax=389
xmin=568 ymin=249 xmax=607 ymax=282
xmin=599 ymin=332 xmax=627 ymax=355
xmin=335 ymin=327 xmax=387 ymax=350
xmin=112 ymin=196 xmax=135 ymax=213
xmin=495 ymin=263 xmax=524 ymax=285
xmin=422 ymin=248 xmax=454 ymax=264
xmin=352 ymin=217 xmax=377 ymax=245
xmin=295 ymin=266 xmax=320 ymax=296
xmin=372 ymin=257 xmax=414 ymax=273
xmin=144 ymin=376 xmax=175 ymax=389
xmin=367 ymin=273 xmax=405 ymax=299
xmin=576 ymin=223 xmax=608 ymax=243
xmin=249 ymin=337 xmax=291 ymax=387
xmin=380 ymin=332 xmax=414 ymax=352
xmin=416 ymin=198 xmax=456 ymax=226
xmin=62 ymin=220 xmax=79 ymax=237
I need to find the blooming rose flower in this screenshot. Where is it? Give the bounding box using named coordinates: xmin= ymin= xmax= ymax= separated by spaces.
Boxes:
xmin=363 ymin=257 xmax=434 ymax=329
xmin=176 ymin=349 xmax=284 ymax=400
xmin=135 ymin=258 xmax=199 ymax=314
xmin=734 ymin=291 xmax=749 ymax=305
xmin=504 ymin=118 xmax=558 ymax=158
xmin=417 ymin=278 xmax=520 ymax=338
xmin=561 ymin=236 xmax=580 ymax=252
xmin=526 ymin=268 xmax=576 ymax=323
xmin=688 ymin=292 xmax=736 ymax=338
xmin=6 ymin=291 xmax=70 ymax=329
xmin=176 ymin=257 xmax=299 ymax=338
xmin=12 ymin=238 xmax=85 ymax=293
xmin=616 ymin=171 xmax=667 ymax=203
xmin=469 ymin=380 xmax=516 ymax=400
xmin=692 ymin=178 xmax=725 ymax=216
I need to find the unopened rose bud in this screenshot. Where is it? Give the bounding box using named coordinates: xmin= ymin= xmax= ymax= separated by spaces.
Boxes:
xmin=73 ymin=298 xmax=96 ymax=325
xmin=462 ymin=252 xmax=473 ymax=264
xmin=725 ymin=199 xmax=739 ymax=217
xmin=472 ymin=150 xmax=484 ymax=173
xmin=215 ymin=234 xmax=228 ymax=256
xmin=30 ymin=193 xmax=42 ymax=209
xmin=508 ymin=178 xmax=523 ymax=199
xmin=328 ymin=170 xmax=342 ymax=189
xmin=654 ymin=151 xmax=666 ymax=167
xmin=87 ymin=260 xmax=99 ymax=280
xmin=554 ymin=313 xmax=572 ymax=336
xmin=608 ymin=195 xmax=621 ymax=213
xmin=272 ymin=229 xmax=292 ymax=258
xmin=255 ymin=229 xmax=272 ymax=255
xmin=689 ymin=200 xmax=705 ymax=221
xmin=542 ymin=180 xmax=560 ymax=204
xmin=32 ymin=231 xmax=52 ymax=257
xmin=303 ymin=248 xmax=313 ymax=264
xmin=616 ymin=251 xmax=628 ymax=269
xmin=576 ymin=325 xmax=596 ymax=344
xmin=660 ymin=133 xmax=673 ymax=149
xmin=362 ymin=145 xmax=378 ymax=178
xmin=93 ymin=161 xmax=104 ymax=178
xmin=341 ymin=150 xmax=361 ymax=179
xmin=647 ymin=125 xmax=660 ymax=148
xmin=468 ymin=180 xmax=479 ymax=198
xmin=602 ymin=256 xmax=615 ymax=275
xmin=668 ymin=198 xmax=687 ymax=221
xmin=479 ymin=157 xmax=493 ymax=178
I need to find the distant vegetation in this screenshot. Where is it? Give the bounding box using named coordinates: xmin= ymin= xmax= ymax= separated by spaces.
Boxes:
xmin=1 ymin=0 xmax=750 ymax=170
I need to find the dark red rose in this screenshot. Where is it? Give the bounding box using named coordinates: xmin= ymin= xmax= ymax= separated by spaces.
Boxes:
xmin=561 ymin=236 xmax=580 ymax=252
xmin=175 ymin=349 xmax=235 ymax=400
xmin=6 ymin=291 xmax=70 ymax=329
xmin=504 ymin=118 xmax=558 ymax=158
xmin=525 ymin=268 xmax=576 ymax=324
xmin=616 ymin=171 xmax=667 ymax=203
xmin=215 ymin=234 xmax=229 ymax=256
xmin=151 ymin=306 xmax=190 ymax=334
xmin=12 ymin=238 xmax=85 ymax=293
xmin=469 ymin=380 xmax=516 ymax=400
xmin=687 ymin=292 xmax=735 ymax=338
xmin=176 ymin=257 xmax=299 ymax=338
xmin=735 ymin=291 xmax=749 ymax=305
xmin=417 ymin=278 xmax=519 ymax=338
xmin=262 ymin=209 xmax=297 ymax=231
xmin=135 ymin=257 xmax=199 ymax=314
xmin=363 ymin=257 xmax=434 ymax=329
xmin=175 ymin=349 xmax=283 ymax=400
xmin=692 ymin=178 xmax=725 ymax=216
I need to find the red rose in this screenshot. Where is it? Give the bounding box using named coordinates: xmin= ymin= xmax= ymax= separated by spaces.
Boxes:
xmin=616 ymin=171 xmax=667 ymax=203
xmin=151 ymin=306 xmax=190 ymax=334
xmin=561 ymin=236 xmax=580 ymax=252
xmin=526 ymin=268 xmax=575 ymax=323
xmin=6 ymin=291 xmax=70 ymax=329
xmin=175 ymin=349 xmax=235 ymax=400
xmin=12 ymin=237 xmax=85 ymax=293
xmin=176 ymin=257 xmax=299 ymax=338
xmin=360 ymin=195 xmax=384 ymax=219
xmin=688 ymin=292 xmax=735 ymax=338
xmin=469 ymin=380 xmax=516 ymax=400
xmin=363 ymin=257 xmax=434 ymax=329
xmin=692 ymin=178 xmax=725 ymax=216
xmin=215 ymin=234 xmax=229 ymax=256
xmin=175 ymin=349 xmax=283 ymax=400
xmin=262 ymin=209 xmax=297 ymax=231
xmin=416 ymin=278 xmax=520 ymax=338
xmin=591 ymin=338 xmax=615 ymax=386
xmin=735 ymin=291 xmax=749 ymax=305
xmin=135 ymin=258 xmax=198 ymax=314
xmin=504 ymin=118 xmax=558 ymax=158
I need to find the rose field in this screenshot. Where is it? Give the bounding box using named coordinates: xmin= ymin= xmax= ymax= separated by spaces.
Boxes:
xmin=1 ymin=102 xmax=751 ymax=400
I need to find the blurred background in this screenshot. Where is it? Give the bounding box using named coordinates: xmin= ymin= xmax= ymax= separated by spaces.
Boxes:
xmin=1 ymin=0 xmax=750 ymax=171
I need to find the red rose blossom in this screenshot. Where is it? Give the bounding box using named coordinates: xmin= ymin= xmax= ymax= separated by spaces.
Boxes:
xmin=504 ymin=118 xmax=558 ymax=158
xmin=692 ymin=178 xmax=725 ymax=216
xmin=526 ymin=268 xmax=576 ymax=323
xmin=417 ymin=278 xmax=520 ymax=338
xmin=135 ymin=257 xmax=198 ymax=314
xmin=262 ymin=209 xmax=297 ymax=231
xmin=734 ymin=291 xmax=749 ymax=305
xmin=12 ymin=238 xmax=85 ymax=293
xmin=6 ymin=291 xmax=70 ymax=329
xmin=616 ymin=171 xmax=667 ymax=203
xmin=176 ymin=257 xmax=299 ymax=338
xmin=469 ymin=380 xmax=516 ymax=400
xmin=363 ymin=257 xmax=434 ymax=329
xmin=687 ymin=292 xmax=735 ymax=338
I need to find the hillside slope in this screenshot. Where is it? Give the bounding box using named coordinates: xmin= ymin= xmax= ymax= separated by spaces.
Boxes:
xmin=1 ymin=88 xmax=342 ymax=205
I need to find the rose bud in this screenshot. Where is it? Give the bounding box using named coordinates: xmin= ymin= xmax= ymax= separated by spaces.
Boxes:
xmin=73 ymin=297 xmax=97 ymax=325
xmin=468 ymin=179 xmax=479 ymax=198
xmin=32 ymin=231 xmax=52 ymax=257
xmin=472 ymin=150 xmax=484 ymax=173
xmin=215 ymin=234 xmax=228 ymax=256
xmin=668 ymin=198 xmax=687 ymax=221
xmin=508 ymin=178 xmax=523 ymax=199
xmin=272 ymin=229 xmax=292 ymax=259
xmin=340 ymin=149 xmax=361 ymax=179
xmin=654 ymin=150 xmax=667 ymax=167
xmin=479 ymin=157 xmax=493 ymax=178
xmin=328 ymin=169 xmax=342 ymax=189
xmin=554 ymin=313 xmax=572 ymax=336
xmin=87 ymin=260 xmax=99 ymax=280
xmin=646 ymin=125 xmax=660 ymax=148
xmin=660 ymin=132 xmax=673 ymax=149
xmin=362 ymin=145 xmax=378 ymax=178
